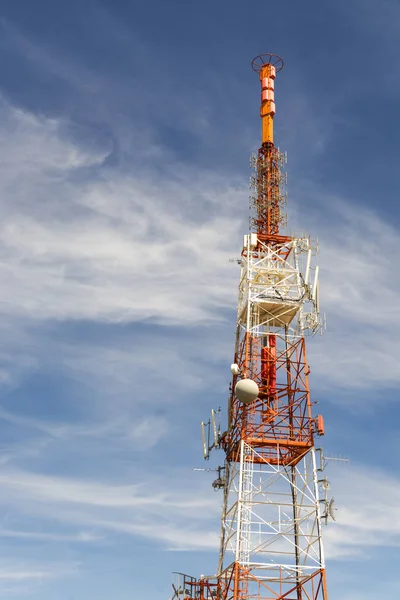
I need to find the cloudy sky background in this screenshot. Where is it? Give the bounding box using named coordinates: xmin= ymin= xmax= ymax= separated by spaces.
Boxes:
xmin=0 ymin=0 xmax=399 ymax=598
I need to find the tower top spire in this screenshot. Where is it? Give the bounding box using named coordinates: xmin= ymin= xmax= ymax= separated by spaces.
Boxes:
xmin=251 ymin=53 xmax=284 ymax=144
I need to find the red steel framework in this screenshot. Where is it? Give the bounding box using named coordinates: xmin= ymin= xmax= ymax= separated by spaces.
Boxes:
xmin=171 ymin=54 xmax=329 ymax=600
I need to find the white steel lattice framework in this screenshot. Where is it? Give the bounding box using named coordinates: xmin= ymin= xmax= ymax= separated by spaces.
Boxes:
xmin=171 ymin=54 xmax=331 ymax=600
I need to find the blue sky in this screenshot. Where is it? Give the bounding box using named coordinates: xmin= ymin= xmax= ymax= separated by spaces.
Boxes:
xmin=0 ymin=0 xmax=399 ymax=598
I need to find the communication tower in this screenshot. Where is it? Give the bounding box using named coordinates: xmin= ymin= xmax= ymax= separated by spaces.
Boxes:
xmin=171 ymin=53 xmax=332 ymax=600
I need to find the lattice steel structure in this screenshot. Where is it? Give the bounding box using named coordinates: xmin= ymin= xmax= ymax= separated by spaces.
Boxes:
xmin=171 ymin=54 xmax=330 ymax=600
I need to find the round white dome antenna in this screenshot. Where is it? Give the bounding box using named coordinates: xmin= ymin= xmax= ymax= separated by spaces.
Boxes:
xmin=235 ymin=379 xmax=259 ymax=404
xmin=230 ymin=363 xmax=240 ymax=376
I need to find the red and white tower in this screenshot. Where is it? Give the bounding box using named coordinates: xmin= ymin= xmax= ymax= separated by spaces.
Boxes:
xmin=172 ymin=53 xmax=331 ymax=600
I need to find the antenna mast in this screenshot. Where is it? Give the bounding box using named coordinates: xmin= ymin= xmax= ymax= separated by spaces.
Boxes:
xmin=171 ymin=54 xmax=331 ymax=600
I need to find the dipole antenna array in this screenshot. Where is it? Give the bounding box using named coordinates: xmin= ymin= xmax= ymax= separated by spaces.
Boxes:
xmin=171 ymin=53 xmax=331 ymax=600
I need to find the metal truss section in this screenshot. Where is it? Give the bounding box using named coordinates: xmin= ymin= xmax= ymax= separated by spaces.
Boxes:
xmin=221 ymin=442 xmax=324 ymax=581
xmin=226 ymin=332 xmax=315 ymax=466
xmin=238 ymin=236 xmax=321 ymax=338
xmin=250 ymin=144 xmax=288 ymax=235
xmin=218 ymin=564 xmax=328 ymax=600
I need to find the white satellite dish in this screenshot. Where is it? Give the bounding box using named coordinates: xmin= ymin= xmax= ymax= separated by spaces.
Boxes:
xmin=235 ymin=379 xmax=259 ymax=404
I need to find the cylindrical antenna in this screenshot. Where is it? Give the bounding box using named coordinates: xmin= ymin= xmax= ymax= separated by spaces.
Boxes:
xmin=251 ymin=53 xmax=284 ymax=144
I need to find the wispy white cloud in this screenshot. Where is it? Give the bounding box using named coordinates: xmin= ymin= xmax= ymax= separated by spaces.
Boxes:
xmin=324 ymin=463 xmax=400 ymax=558
xmin=0 ymin=557 xmax=79 ymax=597
xmin=0 ymin=457 xmax=400 ymax=564
xmin=302 ymin=191 xmax=400 ymax=394
xmin=0 ymin=466 xmax=221 ymax=552
xmin=0 ymin=96 xmax=243 ymax=327
xmin=0 ymin=529 xmax=101 ymax=543
xmin=0 ymin=405 xmax=168 ymax=451
xmin=0 ymin=94 xmax=399 ymax=399
xmin=0 ymin=468 xmax=219 ymax=513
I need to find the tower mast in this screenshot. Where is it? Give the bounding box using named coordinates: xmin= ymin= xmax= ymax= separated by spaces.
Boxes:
xmin=172 ymin=53 xmax=330 ymax=600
